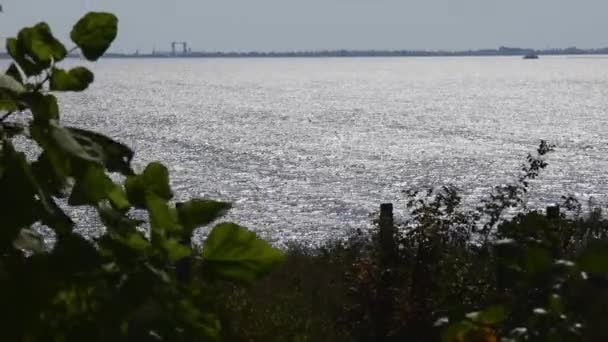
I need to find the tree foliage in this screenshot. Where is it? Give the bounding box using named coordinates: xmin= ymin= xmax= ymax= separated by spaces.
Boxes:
xmin=0 ymin=12 xmax=284 ymax=341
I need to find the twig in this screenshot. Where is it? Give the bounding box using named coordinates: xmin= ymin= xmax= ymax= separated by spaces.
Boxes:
xmin=0 ymin=110 xmax=15 ymax=122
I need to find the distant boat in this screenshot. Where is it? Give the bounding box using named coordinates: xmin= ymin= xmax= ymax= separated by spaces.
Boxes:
xmin=523 ymin=53 xmax=539 ymax=59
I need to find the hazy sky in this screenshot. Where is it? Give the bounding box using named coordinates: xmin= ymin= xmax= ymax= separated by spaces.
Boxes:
xmin=1 ymin=0 xmax=608 ymax=53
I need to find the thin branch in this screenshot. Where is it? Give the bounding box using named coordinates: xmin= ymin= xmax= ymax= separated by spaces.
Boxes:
xmin=0 ymin=110 xmax=15 ymax=122
xmin=34 ymin=72 xmax=51 ymax=92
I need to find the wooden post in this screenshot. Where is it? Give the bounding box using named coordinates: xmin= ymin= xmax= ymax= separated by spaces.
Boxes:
xmin=379 ymin=203 xmax=396 ymax=259
xmin=547 ymin=205 xmax=560 ymax=220
xmin=377 ymin=203 xmax=396 ymax=341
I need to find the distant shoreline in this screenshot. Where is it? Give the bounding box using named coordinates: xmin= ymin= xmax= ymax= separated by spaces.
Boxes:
xmin=3 ymin=46 xmax=608 ymax=59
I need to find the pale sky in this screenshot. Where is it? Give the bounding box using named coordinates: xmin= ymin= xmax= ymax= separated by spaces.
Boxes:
xmin=1 ymin=0 xmax=608 ymax=53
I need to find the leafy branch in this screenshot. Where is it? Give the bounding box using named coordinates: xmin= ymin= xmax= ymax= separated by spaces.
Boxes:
xmin=0 ymin=11 xmax=284 ymax=341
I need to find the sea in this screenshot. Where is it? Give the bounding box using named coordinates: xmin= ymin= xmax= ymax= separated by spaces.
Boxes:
xmin=13 ymin=56 xmax=608 ymax=244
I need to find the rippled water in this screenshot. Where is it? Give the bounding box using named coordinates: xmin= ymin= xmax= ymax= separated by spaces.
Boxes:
xmin=48 ymin=56 xmax=608 ymax=243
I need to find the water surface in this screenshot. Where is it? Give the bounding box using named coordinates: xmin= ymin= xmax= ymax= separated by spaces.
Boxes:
xmin=53 ymin=56 xmax=608 ymax=243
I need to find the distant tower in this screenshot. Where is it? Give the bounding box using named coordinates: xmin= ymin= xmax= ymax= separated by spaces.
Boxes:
xmin=171 ymin=41 xmax=188 ymax=56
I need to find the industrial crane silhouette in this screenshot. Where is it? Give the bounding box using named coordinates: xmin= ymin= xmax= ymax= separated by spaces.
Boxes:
xmin=171 ymin=41 xmax=188 ymax=56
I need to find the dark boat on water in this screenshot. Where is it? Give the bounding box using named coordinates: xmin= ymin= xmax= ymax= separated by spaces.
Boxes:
xmin=523 ymin=53 xmax=539 ymax=59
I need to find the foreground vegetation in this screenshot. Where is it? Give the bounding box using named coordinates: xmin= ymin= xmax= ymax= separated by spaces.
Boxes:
xmin=0 ymin=12 xmax=283 ymax=341
xmin=2 ymin=11 xmax=608 ymax=342
xmin=211 ymin=143 xmax=608 ymax=342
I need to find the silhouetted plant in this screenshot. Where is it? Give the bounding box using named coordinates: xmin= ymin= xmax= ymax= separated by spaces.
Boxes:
xmin=477 ymin=140 xmax=555 ymax=239
xmin=0 ymin=13 xmax=283 ymax=341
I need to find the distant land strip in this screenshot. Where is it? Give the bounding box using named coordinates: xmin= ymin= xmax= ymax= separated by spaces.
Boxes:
xmin=3 ymin=46 xmax=608 ymax=59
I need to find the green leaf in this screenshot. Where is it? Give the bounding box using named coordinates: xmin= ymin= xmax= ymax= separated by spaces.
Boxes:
xmin=0 ymin=146 xmax=39 ymax=245
xmin=68 ymin=166 xmax=107 ymax=206
xmin=71 ymin=12 xmax=118 ymax=61
xmin=579 ymin=241 xmax=608 ymax=273
xmin=125 ymin=163 xmax=172 ymax=209
xmin=523 ymin=247 xmax=552 ymax=275
xmin=52 ymin=233 xmax=101 ymax=274
xmin=6 ymin=37 xmax=45 ymax=76
xmin=162 ymin=238 xmax=192 ymax=262
xmin=50 ymin=67 xmax=94 ymax=91
xmin=143 ymin=162 xmax=172 ymax=200
xmin=122 ymin=232 xmax=150 ymax=252
xmin=177 ymin=199 xmax=231 ymax=231
xmin=202 ymin=223 xmax=285 ymax=284
xmin=49 ymin=120 xmax=102 ymax=163
xmin=467 ymin=305 xmax=508 ymax=325
xmin=13 ymin=228 xmax=47 ymax=253
xmin=17 ymin=22 xmax=67 ymax=66
xmin=548 ymin=294 xmax=564 ymax=315
xmin=1 ymin=140 xmax=73 ymax=235
xmin=125 ymin=175 xmax=147 ymax=209
xmin=5 ymin=63 xmax=23 ymax=83
xmin=0 ymin=98 xmax=18 ymax=113
xmin=30 ymin=124 xmax=72 ymax=179
xmin=146 ymin=192 xmax=181 ymax=239
xmin=24 ymin=93 xmax=59 ymax=121
xmin=107 ymin=186 xmax=130 ymax=211
xmin=68 ymin=127 xmax=134 ymax=175
xmin=0 ymin=74 xmax=25 ymax=94
xmin=69 ymin=164 xmax=130 ymax=210
xmin=98 ymin=204 xmax=143 ymax=232
xmin=441 ymin=321 xmax=477 ymax=342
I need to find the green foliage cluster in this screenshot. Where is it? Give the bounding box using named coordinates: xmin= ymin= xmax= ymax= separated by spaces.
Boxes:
xmin=0 ymin=13 xmax=284 ymax=341
xmin=210 ymin=143 xmax=608 ymax=342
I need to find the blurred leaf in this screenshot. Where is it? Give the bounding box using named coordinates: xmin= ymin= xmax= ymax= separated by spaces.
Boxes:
xmin=107 ymin=185 xmax=130 ymax=212
xmin=523 ymin=247 xmax=552 ymax=275
xmin=50 ymin=67 xmax=94 ymax=91
xmin=162 ymin=238 xmax=192 ymax=262
xmin=24 ymin=93 xmax=59 ymax=121
xmin=125 ymin=175 xmax=147 ymax=209
xmin=0 ymin=74 xmax=25 ymax=94
xmin=6 ymin=37 xmax=45 ymax=76
xmin=122 ymin=232 xmax=150 ymax=252
xmin=49 ymin=120 xmax=102 ymax=163
xmin=68 ymin=127 xmax=134 ymax=175
xmin=441 ymin=321 xmax=477 ymax=342
xmin=71 ymin=12 xmax=118 ymax=61
xmin=468 ymin=305 xmax=508 ymax=326
xmin=30 ymin=123 xmax=72 ymax=180
xmin=202 ymin=223 xmax=285 ymax=284
xmin=143 ymin=162 xmax=173 ymax=200
xmin=0 ymin=144 xmax=39 ymax=245
xmin=98 ymin=203 xmax=142 ymax=231
xmin=0 ymin=98 xmax=18 ymax=113
xmin=17 ymin=22 xmax=67 ymax=66
xmin=97 ymin=205 xmax=149 ymax=256
xmin=548 ymin=294 xmax=564 ymax=315
xmin=126 ymin=163 xmax=172 ymax=209
xmin=146 ymin=192 xmax=181 ymax=239
xmin=177 ymin=199 xmax=231 ymax=231
xmin=13 ymin=228 xmax=47 ymax=253
xmin=31 ymin=152 xmax=69 ymax=198
xmin=69 ymin=164 xmax=130 ymax=211
xmin=3 ymin=140 xmax=73 ymax=235
xmin=579 ymin=241 xmax=608 ymax=273
xmin=5 ymin=63 xmax=24 ymax=83
xmin=52 ymin=233 xmax=100 ymax=274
